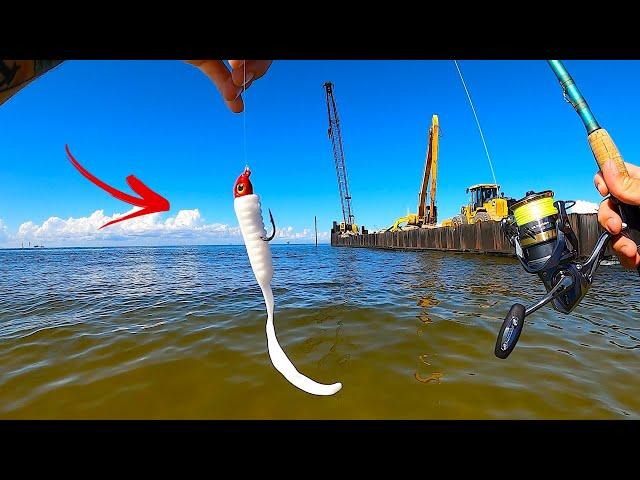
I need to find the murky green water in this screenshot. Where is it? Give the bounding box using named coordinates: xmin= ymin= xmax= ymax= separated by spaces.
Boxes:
xmin=0 ymin=245 xmax=638 ymax=418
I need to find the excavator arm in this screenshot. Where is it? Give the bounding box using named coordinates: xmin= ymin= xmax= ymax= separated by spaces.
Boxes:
xmin=387 ymin=115 xmax=440 ymax=232
xmin=417 ymin=115 xmax=439 ymax=224
xmin=427 ymin=116 xmax=439 ymax=224
xmin=386 ymin=214 xmax=418 ymax=232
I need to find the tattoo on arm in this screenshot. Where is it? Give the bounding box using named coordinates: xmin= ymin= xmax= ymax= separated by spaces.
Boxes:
xmin=0 ymin=60 xmax=64 ymax=106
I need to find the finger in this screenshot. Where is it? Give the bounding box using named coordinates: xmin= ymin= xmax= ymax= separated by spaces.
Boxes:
xmin=601 ymin=159 xmax=640 ymax=206
xmin=594 ymin=171 xmax=609 ymax=197
xmin=598 ymin=198 xmax=623 ymax=235
xmin=228 ymin=60 xmax=272 ymax=87
xmin=225 ymin=75 xmax=256 ymax=113
xmin=243 ymin=60 xmax=272 ymax=80
xmin=227 ymin=68 xmax=256 ymax=93
xmin=185 ymin=60 xmax=242 ymax=110
xmin=186 ymin=60 xmax=231 ymax=97
xmin=596 ymin=162 xmax=640 ymax=195
xmin=611 ymin=234 xmax=640 ymax=269
xmin=227 ymin=78 xmax=255 ymax=113
xmin=227 ymin=95 xmax=244 ymax=113
xmin=238 ymin=77 xmax=254 ymax=92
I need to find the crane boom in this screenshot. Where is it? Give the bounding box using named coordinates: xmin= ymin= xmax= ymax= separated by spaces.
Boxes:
xmin=417 ymin=115 xmax=439 ymax=225
xmin=324 ymin=82 xmax=355 ymax=227
xmin=386 ymin=114 xmax=440 ymax=232
xmin=427 ymin=115 xmax=439 ymax=224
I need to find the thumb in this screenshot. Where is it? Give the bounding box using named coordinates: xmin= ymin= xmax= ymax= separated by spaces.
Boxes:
xmin=601 ymin=159 xmax=640 ymax=206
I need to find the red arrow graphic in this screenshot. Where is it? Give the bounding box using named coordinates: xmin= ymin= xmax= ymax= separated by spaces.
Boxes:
xmin=65 ymin=144 xmax=170 ymax=229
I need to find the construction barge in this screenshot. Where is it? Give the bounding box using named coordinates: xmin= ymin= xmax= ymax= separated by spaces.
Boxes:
xmin=331 ymin=213 xmax=613 ymax=259
xmin=322 ymin=83 xmax=614 ymax=260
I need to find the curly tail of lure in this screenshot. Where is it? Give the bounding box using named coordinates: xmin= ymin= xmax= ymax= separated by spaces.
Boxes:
xmin=233 ymin=167 xmax=342 ymax=396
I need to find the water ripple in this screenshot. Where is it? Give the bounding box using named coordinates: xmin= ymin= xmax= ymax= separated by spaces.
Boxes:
xmin=0 ymin=245 xmax=638 ymax=418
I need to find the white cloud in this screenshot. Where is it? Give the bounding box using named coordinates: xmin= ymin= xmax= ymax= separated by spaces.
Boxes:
xmin=0 ymin=208 xmax=329 ymax=248
xmin=274 ymin=226 xmax=329 ymax=241
xmin=0 ymin=219 xmax=8 ymax=242
xmin=567 ymin=200 xmax=599 ymax=214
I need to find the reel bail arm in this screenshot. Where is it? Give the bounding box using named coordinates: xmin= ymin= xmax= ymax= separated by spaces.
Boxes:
xmin=582 ymin=230 xmax=612 ymax=280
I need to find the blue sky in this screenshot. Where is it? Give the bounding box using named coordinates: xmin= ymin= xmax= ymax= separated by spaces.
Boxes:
xmin=1 ymin=59 xmax=638 ymax=246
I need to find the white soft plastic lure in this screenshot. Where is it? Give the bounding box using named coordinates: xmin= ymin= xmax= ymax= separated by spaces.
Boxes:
xmin=233 ymin=167 xmax=342 ymax=396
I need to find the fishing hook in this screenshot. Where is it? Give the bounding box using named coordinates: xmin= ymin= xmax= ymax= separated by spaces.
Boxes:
xmin=261 ymin=209 xmax=276 ymax=241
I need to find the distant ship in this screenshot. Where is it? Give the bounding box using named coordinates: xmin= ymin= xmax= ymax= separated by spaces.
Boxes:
xmin=24 ymin=241 xmax=44 ymax=248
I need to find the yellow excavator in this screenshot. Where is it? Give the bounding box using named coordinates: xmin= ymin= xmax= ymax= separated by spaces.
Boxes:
xmin=387 ymin=114 xmax=440 ymax=232
xmin=441 ymin=183 xmax=512 ymax=226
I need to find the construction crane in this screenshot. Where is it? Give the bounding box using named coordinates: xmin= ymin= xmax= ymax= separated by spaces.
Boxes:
xmin=387 ymin=114 xmax=440 ymax=232
xmin=324 ymin=81 xmax=359 ymax=237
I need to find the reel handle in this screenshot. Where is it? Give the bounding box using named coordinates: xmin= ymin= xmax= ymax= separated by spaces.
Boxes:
xmin=495 ymin=304 xmax=525 ymax=359
xmin=495 ymin=276 xmax=574 ymax=359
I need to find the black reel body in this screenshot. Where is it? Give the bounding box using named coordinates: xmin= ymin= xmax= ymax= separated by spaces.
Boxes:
xmin=616 ymin=200 xmax=640 ymax=249
xmin=495 ymin=191 xmax=612 ymax=359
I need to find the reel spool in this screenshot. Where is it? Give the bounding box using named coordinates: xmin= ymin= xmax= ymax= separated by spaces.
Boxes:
xmin=495 ymin=190 xmax=612 ymax=359
xmin=510 ymin=191 xmax=561 ymax=269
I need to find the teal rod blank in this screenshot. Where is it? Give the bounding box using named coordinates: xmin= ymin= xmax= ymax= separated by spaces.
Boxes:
xmin=548 ymin=60 xmax=601 ymax=135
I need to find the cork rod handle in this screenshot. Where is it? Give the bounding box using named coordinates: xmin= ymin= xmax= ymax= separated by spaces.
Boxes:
xmin=588 ymin=128 xmax=629 ymax=175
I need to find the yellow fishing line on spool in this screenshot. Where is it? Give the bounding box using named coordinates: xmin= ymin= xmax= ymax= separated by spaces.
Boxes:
xmin=513 ymin=195 xmax=558 ymax=226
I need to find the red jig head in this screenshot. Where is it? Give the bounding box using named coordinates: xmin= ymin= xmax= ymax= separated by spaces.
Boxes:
xmin=234 ymin=166 xmax=254 ymax=198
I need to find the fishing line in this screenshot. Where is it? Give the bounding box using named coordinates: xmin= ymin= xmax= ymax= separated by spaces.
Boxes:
xmin=512 ymin=195 xmax=558 ymax=227
xmin=243 ymin=60 xmax=247 ymax=165
xmin=453 ymin=60 xmax=499 ymax=189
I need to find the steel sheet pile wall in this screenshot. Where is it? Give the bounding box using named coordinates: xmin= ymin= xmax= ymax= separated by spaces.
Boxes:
xmin=331 ymin=213 xmax=612 ymax=258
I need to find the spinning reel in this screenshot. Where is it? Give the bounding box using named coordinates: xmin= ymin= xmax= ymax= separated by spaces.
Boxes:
xmin=491 ymin=60 xmax=640 ymax=359
xmin=495 ymin=190 xmax=617 ymax=359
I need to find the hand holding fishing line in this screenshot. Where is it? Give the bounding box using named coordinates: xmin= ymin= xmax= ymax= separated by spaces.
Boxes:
xmin=184 ymin=60 xmax=273 ymax=113
xmin=0 ymin=60 xmax=273 ymax=112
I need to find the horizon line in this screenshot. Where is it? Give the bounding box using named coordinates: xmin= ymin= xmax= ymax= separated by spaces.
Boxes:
xmin=0 ymin=242 xmax=331 ymax=251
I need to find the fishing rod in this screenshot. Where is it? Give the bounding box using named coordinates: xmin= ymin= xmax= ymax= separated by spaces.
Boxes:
xmin=548 ymin=60 xmax=640 ymax=237
xmin=494 ymin=60 xmax=640 ymax=359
